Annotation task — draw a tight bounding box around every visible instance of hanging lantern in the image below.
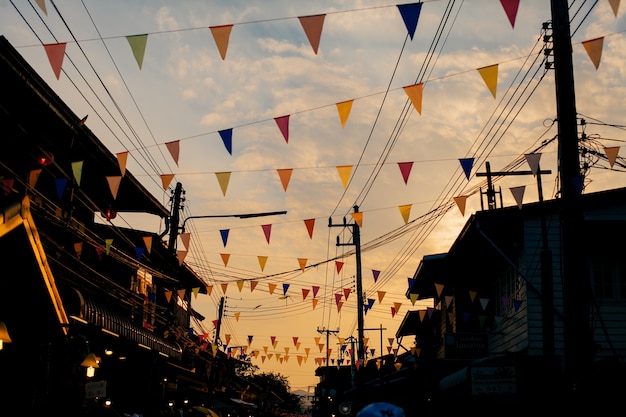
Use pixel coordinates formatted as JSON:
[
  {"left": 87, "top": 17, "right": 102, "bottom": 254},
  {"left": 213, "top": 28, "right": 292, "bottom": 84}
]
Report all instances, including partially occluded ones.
[
  {"left": 36, "top": 151, "right": 54, "bottom": 167},
  {"left": 101, "top": 206, "right": 117, "bottom": 220}
]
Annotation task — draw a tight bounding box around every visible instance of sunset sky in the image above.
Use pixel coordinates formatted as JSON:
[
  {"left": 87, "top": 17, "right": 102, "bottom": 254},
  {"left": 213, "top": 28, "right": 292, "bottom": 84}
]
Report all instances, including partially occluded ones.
[{"left": 1, "top": 0, "right": 625, "bottom": 390}]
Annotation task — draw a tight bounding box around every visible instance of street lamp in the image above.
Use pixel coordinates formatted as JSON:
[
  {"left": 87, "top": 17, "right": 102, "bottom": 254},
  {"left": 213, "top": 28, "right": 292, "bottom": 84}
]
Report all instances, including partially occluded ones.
[{"left": 180, "top": 211, "right": 288, "bottom": 234}]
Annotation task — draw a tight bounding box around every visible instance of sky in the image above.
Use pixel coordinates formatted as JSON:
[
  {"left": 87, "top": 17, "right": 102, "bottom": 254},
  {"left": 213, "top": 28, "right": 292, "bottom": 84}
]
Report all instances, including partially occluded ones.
[{"left": 2, "top": 0, "right": 626, "bottom": 391}]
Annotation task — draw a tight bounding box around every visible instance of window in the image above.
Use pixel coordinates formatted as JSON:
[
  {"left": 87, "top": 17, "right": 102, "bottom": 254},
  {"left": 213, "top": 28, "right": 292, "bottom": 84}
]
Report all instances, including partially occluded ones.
[{"left": 589, "top": 254, "right": 626, "bottom": 300}]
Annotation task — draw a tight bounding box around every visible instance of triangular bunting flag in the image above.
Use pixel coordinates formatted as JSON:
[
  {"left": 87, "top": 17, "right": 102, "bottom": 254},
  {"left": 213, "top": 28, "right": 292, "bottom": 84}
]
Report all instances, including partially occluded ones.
[
  {"left": 277, "top": 168, "right": 293, "bottom": 191},
  {"left": 372, "top": 270, "right": 380, "bottom": 282},
  {"left": 304, "top": 218, "right": 315, "bottom": 239},
  {"left": 219, "top": 129, "right": 233, "bottom": 155},
  {"left": 220, "top": 253, "right": 230, "bottom": 267},
  {"left": 336, "top": 100, "right": 353, "bottom": 128},
  {"left": 35, "top": 0, "right": 47, "bottom": 15},
  {"left": 609, "top": 0, "right": 620, "bottom": 17},
  {"left": 582, "top": 37, "right": 604, "bottom": 70},
  {"left": 351, "top": 211, "right": 363, "bottom": 227},
  {"left": 298, "top": 14, "right": 325, "bottom": 54},
  {"left": 398, "top": 162, "right": 413, "bottom": 184},
  {"left": 215, "top": 172, "right": 231, "bottom": 196},
  {"left": 398, "top": 204, "right": 411, "bottom": 225},
  {"left": 160, "top": 174, "right": 175, "bottom": 190},
  {"left": 220, "top": 283, "right": 228, "bottom": 294},
  {"left": 268, "top": 283, "right": 277, "bottom": 294},
  {"left": 335, "top": 261, "right": 344, "bottom": 273},
  {"left": 71, "top": 161, "right": 83, "bottom": 185},
  {"left": 337, "top": 165, "right": 352, "bottom": 189},
  {"left": 126, "top": 34, "right": 148, "bottom": 69},
  {"left": 165, "top": 140, "right": 180, "bottom": 166},
  {"left": 106, "top": 176, "right": 122, "bottom": 199},
  {"left": 258, "top": 256, "right": 268, "bottom": 271},
  {"left": 510, "top": 185, "right": 525, "bottom": 209},
  {"left": 298, "top": 258, "right": 307, "bottom": 272},
  {"left": 220, "top": 229, "right": 229, "bottom": 247},
  {"left": 143, "top": 236, "right": 153, "bottom": 253},
  {"left": 262, "top": 224, "right": 272, "bottom": 243},
  {"left": 274, "top": 115, "right": 290, "bottom": 143},
  {"left": 116, "top": 151, "right": 128, "bottom": 176},
  {"left": 477, "top": 64, "right": 498, "bottom": 98},
  {"left": 397, "top": 2, "right": 423, "bottom": 40},
  {"left": 459, "top": 158, "right": 474, "bottom": 179},
  {"left": 453, "top": 195, "right": 467, "bottom": 216},
  {"left": 210, "top": 24, "right": 233, "bottom": 60},
  {"left": 499, "top": 0, "right": 520, "bottom": 28},
  {"left": 605, "top": 146, "right": 620, "bottom": 168},
  {"left": 55, "top": 178, "right": 67, "bottom": 199},
  {"left": 43, "top": 43, "right": 66, "bottom": 80},
  {"left": 403, "top": 83, "right": 423, "bottom": 114},
  {"left": 525, "top": 153, "right": 541, "bottom": 175}
]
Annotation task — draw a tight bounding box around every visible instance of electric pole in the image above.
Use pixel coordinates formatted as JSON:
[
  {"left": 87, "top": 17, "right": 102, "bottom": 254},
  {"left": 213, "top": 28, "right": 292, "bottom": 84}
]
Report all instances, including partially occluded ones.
[
  {"left": 329, "top": 206, "right": 365, "bottom": 363},
  {"left": 550, "top": 0, "right": 592, "bottom": 391}
]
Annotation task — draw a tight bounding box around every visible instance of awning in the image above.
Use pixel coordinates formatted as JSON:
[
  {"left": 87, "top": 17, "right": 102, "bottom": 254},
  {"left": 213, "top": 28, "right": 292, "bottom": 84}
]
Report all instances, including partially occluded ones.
[
  {"left": 70, "top": 289, "right": 182, "bottom": 359},
  {"left": 230, "top": 398, "right": 258, "bottom": 408}
]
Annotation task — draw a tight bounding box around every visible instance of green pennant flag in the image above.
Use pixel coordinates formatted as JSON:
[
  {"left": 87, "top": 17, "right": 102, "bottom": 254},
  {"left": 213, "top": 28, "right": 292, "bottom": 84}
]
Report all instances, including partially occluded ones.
[{"left": 126, "top": 34, "right": 148, "bottom": 69}]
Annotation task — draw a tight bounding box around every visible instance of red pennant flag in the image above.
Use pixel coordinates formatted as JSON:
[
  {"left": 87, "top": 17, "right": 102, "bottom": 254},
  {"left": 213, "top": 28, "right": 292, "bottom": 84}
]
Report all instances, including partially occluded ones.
[
  {"left": 499, "top": 0, "right": 520, "bottom": 29},
  {"left": 44, "top": 43, "right": 67, "bottom": 80},
  {"left": 304, "top": 218, "right": 315, "bottom": 239},
  {"left": 165, "top": 140, "right": 180, "bottom": 166},
  {"left": 274, "top": 115, "right": 290, "bottom": 143},
  {"left": 335, "top": 261, "right": 344, "bottom": 273},
  {"left": 298, "top": 14, "right": 325, "bottom": 54},
  {"left": 397, "top": 162, "right": 413, "bottom": 185},
  {"left": 262, "top": 224, "right": 272, "bottom": 243}
]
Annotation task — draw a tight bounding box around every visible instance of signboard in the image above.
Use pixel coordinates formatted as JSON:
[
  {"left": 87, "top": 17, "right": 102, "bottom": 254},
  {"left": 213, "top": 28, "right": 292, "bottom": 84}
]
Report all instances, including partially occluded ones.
[
  {"left": 444, "top": 333, "right": 488, "bottom": 359},
  {"left": 85, "top": 380, "right": 107, "bottom": 399},
  {"left": 470, "top": 366, "right": 516, "bottom": 395}
]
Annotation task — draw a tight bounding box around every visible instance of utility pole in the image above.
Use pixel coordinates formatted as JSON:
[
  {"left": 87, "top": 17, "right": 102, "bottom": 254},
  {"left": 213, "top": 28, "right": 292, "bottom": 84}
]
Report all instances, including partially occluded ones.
[
  {"left": 215, "top": 296, "right": 225, "bottom": 347},
  {"left": 329, "top": 206, "right": 365, "bottom": 363},
  {"left": 550, "top": 0, "right": 592, "bottom": 391},
  {"left": 317, "top": 327, "right": 339, "bottom": 381}
]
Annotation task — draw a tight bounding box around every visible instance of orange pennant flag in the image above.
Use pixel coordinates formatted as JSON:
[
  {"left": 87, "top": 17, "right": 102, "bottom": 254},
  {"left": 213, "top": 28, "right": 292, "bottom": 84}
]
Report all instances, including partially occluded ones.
[
  {"left": 403, "top": 83, "right": 423, "bottom": 115},
  {"left": 336, "top": 100, "right": 353, "bottom": 128},
  {"left": 220, "top": 283, "right": 228, "bottom": 294},
  {"left": 277, "top": 168, "right": 293, "bottom": 191},
  {"left": 220, "top": 253, "right": 230, "bottom": 266},
  {"left": 268, "top": 283, "right": 277, "bottom": 294},
  {"left": 234, "top": 312, "right": 240, "bottom": 321},
  {"left": 29, "top": 169, "right": 42, "bottom": 188},
  {"left": 43, "top": 42, "right": 66, "bottom": 80},
  {"left": 604, "top": 146, "right": 620, "bottom": 168},
  {"left": 160, "top": 174, "right": 175, "bottom": 190},
  {"left": 142, "top": 236, "right": 153, "bottom": 253},
  {"left": 398, "top": 204, "right": 411, "bottom": 224},
  {"left": 477, "top": 64, "right": 498, "bottom": 98},
  {"left": 435, "top": 283, "right": 444, "bottom": 297},
  {"left": 298, "top": 258, "right": 307, "bottom": 272},
  {"left": 74, "top": 242, "right": 83, "bottom": 257},
  {"left": 393, "top": 302, "right": 402, "bottom": 315},
  {"left": 312, "top": 298, "right": 319, "bottom": 309},
  {"left": 215, "top": 172, "right": 231, "bottom": 196},
  {"left": 351, "top": 211, "right": 363, "bottom": 227},
  {"left": 582, "top": 37, "right": 604, "bottom": 70},
  {"left": 337, "top": 165, "right": 352, "bottom": 189},
  {"left": 609, "top": 0, "right": 620, "bottom": 17},
  {"left": 179, "top": 232, "right": 191, "bottom": 250},
  {"left": 210, "top": 24, "right": 234, "bottom": 60},
  {"left": 106, "top": 176, "right": 122, "bottom": 199},
  {"left": 377, "top": 291, "right": 386, "bottom": 303},
  {"left": 298, "top": 14, "right": 325, "bottom": 54},
  {"left": 176, "top": 250, "right": 187, "bottom": 265},
  {"left": 165, "top": 140, "right": 180, "bottom": 166},
  {"left": 126, "top": 34, "right": 148, "bottom": 70},
  {"left": 165, "top": 290, "right": 172, "bottom": 303},
  {"left": 453, "top": 196, "right": 467, "bottom": 216},
  {"left": 304, "top": 218, "right": 315, "bottom": 239},
  {"left": 116, "top": 151, "right": 128, "bottom": 176},
  {"left": 258, "top": 256, "right": 268, "bottom": 271}
]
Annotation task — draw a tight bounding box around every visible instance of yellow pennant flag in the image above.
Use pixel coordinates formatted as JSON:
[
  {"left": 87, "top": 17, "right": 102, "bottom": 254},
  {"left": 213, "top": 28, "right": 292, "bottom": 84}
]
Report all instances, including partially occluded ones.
[
  {"left": 409, "top": 293, "right": 419, "bottom": 305},
  {"left": 336, "top": 100, "right": 353, "bottom": 128},
  {"left": 336, "top": 165, "right": 352, "bottom": 189},
  {"left": 237, "top": 280, "right": 244, "bottom": 292},
  {"left": 297, "top": 258, "right": 308, "bottom": 272},
  {"left": 350, "top": 211, "right": 363, "bottom": 227},
  {"left": 258, "top": 256, "right": 268, "bottom": 271},
  {"left": 398, "top": 204, "right": 411, "bottom": 224},
  {"left": 105, "top": 238, "right": 113, "bottom": 255},
  {"left": 71, "top": 161, "right": 84, "bottom": 186},
  {"left": 210, "top": 24, "right": 234, "bottom": 60},
  {"left": 477, "top": 64, "right": 498, "bottom": 98},
  {"left": 215, "top": 172, "right": 231, "bottom": 196},
  {"left": 126, "top": 34, "right": 148, "bottom": 69},
  {"left": 403, "top": 83, "right": 423, "bottom": 115},
  {"left": 235, "top": 312, "right": 240, "bottom": 322},
  {"left": 582, "top": 37, "right": 604, "bottom": 70}
]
